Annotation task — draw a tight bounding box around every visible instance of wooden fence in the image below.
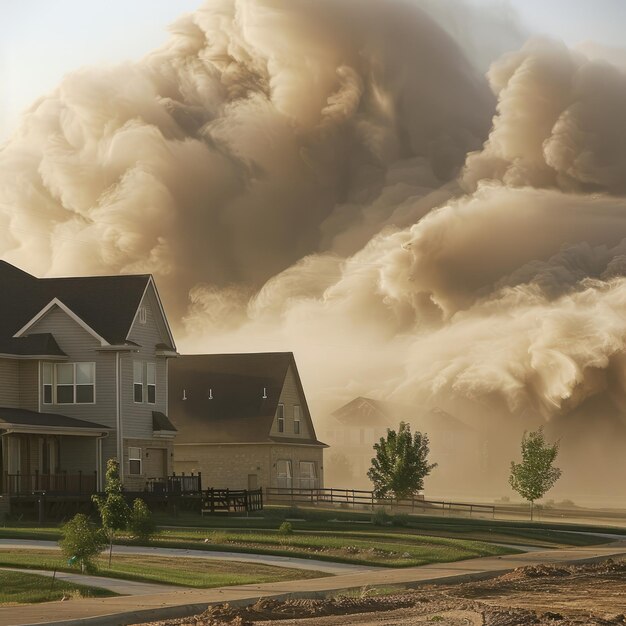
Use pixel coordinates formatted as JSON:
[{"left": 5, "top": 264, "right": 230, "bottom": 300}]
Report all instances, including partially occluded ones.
[
  {"left": 145, "top": 472, "right": 202, "bottom": 495},
  {"left": 4, "top": 471, "right": 97, "bottom": 495},
  {"left": 201, "top": 488, "right": 263, "bottom": 514},
  {"left": 265, "top": 487, "right": 495, "bottom": 518}
]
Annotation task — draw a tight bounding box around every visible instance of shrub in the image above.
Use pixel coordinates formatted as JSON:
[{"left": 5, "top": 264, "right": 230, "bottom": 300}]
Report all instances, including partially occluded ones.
[
  {"left": 392, "top": 513, "right": 412, "bottom": 527},
  {"left": 128, "top": 499, "right": 156, "bottom": 542},
  {"left": 59, "top": 513, "right": 106, "bottom": 573},
  {"left": 371, "top": 509, "right": 391, "bottom": 526},
  {"left": 278, "top": 521, "right": 294, "bottom": 535}
]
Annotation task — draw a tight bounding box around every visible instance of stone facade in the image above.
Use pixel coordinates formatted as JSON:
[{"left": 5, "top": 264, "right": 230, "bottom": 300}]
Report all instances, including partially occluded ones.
[{"left": 174, "top": 443, "right": 323, "bottom": 490}]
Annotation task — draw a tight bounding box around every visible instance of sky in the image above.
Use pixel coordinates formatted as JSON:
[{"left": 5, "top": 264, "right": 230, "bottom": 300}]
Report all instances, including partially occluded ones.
[{"left": 1, "top": 0, "right": 625, "bottom": 141}]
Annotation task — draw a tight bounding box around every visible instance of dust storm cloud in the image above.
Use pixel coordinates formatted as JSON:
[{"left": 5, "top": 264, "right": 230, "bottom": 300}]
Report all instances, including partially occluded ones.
[{"left": 2, "top": 0, "right": 626, "bottom": 501}]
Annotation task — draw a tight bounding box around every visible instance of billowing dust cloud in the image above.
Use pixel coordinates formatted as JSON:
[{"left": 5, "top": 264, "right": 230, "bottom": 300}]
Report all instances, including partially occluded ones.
[{"left": 2, "top": 0, "right": 626, "bottom": 502}]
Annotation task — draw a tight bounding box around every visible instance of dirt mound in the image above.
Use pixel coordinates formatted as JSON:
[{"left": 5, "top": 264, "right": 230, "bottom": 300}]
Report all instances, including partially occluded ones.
[
  {"left": 496, "top": 558, "right": 626, "bottom": 583},
  {"left": 197, "top": 595, "right": 418, "bottom": 624}
]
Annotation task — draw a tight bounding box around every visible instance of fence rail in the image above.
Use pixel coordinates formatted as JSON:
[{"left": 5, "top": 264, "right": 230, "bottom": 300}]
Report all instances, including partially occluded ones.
[
  {"left": 201, "top": 488, "right": 263, "bottom": 514},
  {"left": 265, "top": 487, "right": 495, "bottom": 518},
  {"left": 145, "top": 472, "right": 202, "bottom": 495},
  {"left": 4, "top": 471, "right": 97, "bottom": 495}
]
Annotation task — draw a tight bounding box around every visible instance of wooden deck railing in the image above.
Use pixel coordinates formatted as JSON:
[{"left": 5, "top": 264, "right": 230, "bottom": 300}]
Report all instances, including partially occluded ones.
[
  {"left": 4, "top": 471, "right": 97, "bottom": 495},
  {"left": 145, "top": 472, "right": 202, "bottom": 494},
  {"left": 201, "top": 488, "right": 263, "bottom": 514}
]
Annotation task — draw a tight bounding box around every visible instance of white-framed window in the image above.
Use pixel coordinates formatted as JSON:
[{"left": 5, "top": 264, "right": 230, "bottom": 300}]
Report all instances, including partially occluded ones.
[
  {"left": 129, "top": 447, "right": 142, "bottom": 475},
  {"left": 138, "top": 306, "right": 147, "bottom": 324},
  {"left": 147, "top": 362, "right": 156, "bottom": 404},
  {"left": 48, "top": 362, "right": 95, "bottom": 405},
  {"left": 133, "top": 361, "right": 144, "bottom": 403},
  {"left": 42, "top": 363, "right": 53, "bottom": 404},
  {"left": 276, "top": 459, "right": 292, "bottom": 488},
  {"left": 299, "top": 461, "right": 317, "bottom": 489},
  {"left": 293, "top": 405, "right": 301, "bottom": 435},
  {"left": 276, "top": 403, "right": 285, "bottom": 433}
]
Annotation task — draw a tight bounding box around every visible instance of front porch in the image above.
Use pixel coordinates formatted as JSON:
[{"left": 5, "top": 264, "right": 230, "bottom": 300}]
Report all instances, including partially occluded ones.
[{"left": 0, "top": 407, "right": 110, "bottom": 497}]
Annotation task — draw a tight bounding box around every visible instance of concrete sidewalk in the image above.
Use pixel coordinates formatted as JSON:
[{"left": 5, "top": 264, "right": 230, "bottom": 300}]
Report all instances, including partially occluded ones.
[
  {"left": 0, "top": 539, "right": 624, "bottom": 626},
  {"left": 0, "top": 567, "right": 186, "bottom": 596},
  {"left": 0, "top": 539, "right": 377, "bottom": 575}
]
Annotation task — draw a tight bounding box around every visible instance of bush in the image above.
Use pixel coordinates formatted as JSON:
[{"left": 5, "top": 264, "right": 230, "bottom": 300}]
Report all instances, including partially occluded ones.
[
  {"left": 59, "top": 513, "right": 106, "bottom": 573},
  {"left": 278, "top": 521, "right": 294, "bottom": 535},
  {"left": 128, "top": 499, "right": 156, "bottom": 542},
  {"left": 371, "top": 509, "right": 392, "bottom": 526},
  {"left": 392, "top": 513, "right": 412, "bottom": 527}
]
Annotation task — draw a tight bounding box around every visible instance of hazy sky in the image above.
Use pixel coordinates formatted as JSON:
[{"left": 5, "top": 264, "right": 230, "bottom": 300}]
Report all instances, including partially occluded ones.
[{"left": 1, "top": 0, "right": 624, "bottom": 141}]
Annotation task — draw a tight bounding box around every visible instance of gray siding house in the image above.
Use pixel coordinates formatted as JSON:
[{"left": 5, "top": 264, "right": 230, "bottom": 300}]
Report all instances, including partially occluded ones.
[
  {"left": 0, "top": 261, "right": 178, "bottom": 495},
  {"left": 169, "top": 353, "right": 327, "bottom": 491}
]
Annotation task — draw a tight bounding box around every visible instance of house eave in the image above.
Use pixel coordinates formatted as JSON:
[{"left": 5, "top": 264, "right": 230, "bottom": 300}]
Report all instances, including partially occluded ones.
[
  {"left": 0, "top": 424, "right": 111, "bottom": 436},
  {"left": 0, "top": 353, "right": 68, "bottom": 361}
]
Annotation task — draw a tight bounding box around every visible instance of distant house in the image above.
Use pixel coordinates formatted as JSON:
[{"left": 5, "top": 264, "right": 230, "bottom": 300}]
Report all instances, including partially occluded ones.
[
  {"left": 169, "top": 352, "right": 327, "bottom": 490},
  {"left": 323, "top": 396, "right": 483, "bottom": 490},
  {"left": 0, "top": 260, "right": 178, "bottom": 496}
]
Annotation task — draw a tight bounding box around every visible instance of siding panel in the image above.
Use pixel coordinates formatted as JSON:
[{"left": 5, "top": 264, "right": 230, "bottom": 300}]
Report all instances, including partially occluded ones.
[{"left": 0, "top": 358, "right": 19, "bottom": 407}]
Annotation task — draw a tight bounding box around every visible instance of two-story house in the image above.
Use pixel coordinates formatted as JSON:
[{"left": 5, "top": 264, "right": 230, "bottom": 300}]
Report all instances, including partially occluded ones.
[
  {"left": 0, "top": 260, "right": 178, "bottom": 497},
  {"left": 169, "top": 352, "right": 327, "bottom": 491}
]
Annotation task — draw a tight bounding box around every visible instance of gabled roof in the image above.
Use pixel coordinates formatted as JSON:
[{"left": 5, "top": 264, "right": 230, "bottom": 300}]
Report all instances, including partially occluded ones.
[
  {"left": 152, "top": 411, "right": 177, "bottom": 432},
  {"left": 332, "top": 396, "right": 473, "bottom": 432},
  {"left": 169, "top": 352, "right": 324, "bottom": 446},
  {"left": 0, "top": 260, "right": 172, "bottom": 353},
  {"left": 0, "top": 407, "right": 109, "bottom": 432}
]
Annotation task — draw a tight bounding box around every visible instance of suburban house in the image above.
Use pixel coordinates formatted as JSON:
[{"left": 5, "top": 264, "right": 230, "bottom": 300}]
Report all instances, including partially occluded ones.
[
  {"left": 169, "top": 352, "right": 327, "bottom": 491},
  {"left": 0, "top": 260, "right": 178, "bottom": 499},
  {"left": 322, "top": 396, "right": 484, "bottom": 491}
]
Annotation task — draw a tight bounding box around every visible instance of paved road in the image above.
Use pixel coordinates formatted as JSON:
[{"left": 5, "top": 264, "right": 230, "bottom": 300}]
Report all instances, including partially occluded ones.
[
  {"left": 0, "top": 538, "right": 623, "bottom": 626},
  {"left": 0, "top": 539, "right": 379, "bottom": 575},
  {"left": 0, "top": 566, "right": 183, "bottom": 596}
]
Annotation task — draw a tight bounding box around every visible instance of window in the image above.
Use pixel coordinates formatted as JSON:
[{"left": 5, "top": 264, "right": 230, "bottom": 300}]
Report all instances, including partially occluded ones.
[
  {"left": 42, "top": 363, "right": 53, "bottom": 404},
  {"left": 129, "top": 447, "right": 142, "bottom": 475},
  {"left": 299, "top": 461, "right": 317, "bottom": 489},
  {"left": 293, "top": 405, "right": 301, "bottom": 435},
  {"left": 276, "top": 459, "right": 292, "bottom": 488},
  {"left": 133, "top": 361, "right": 144, "bottom": 403},
  {"left": 147, "top": 362, "right": 156, "bottom": 404},
  {"left": 276, "top": 404, "right": 285, "bottom": 433},
  {"left": 138, "top": 306, "right": 147, "bottom": 324},
  {"left": 53, "top": 363, "right": 95, "bottom": 404}
]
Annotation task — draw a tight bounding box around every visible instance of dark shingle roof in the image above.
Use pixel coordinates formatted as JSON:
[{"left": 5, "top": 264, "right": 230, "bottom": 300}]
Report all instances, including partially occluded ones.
[
  {"left": 169, "top": 352, "right": 324, "bottom": 445},
  {"left": 0, "top": 260, "right": 151, "bottom": 351},
  {"left": 0, "top": 407, "right": 109, "bottom": 430},
  {"left": 152, "top": 411, "right": 177, "bottom": 432},
  {"left": 332, "top": 396, "right": 473, "bottom": 432},
  {"left": 0, "top": 334, "right": 66, "bottom": 357}
]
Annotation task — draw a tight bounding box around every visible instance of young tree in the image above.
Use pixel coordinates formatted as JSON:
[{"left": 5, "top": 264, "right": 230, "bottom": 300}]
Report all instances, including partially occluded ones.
[
  {"left": 59, "top": 513, "right": 106, "bottom": 573},
  {"left": 368, "top": 422, "right": 437, "bottom": 499},
  {"left": 93, "top": 458, "right": 130, "bottom": 565},
  {"left": 128, "top": 498, "right": 156, "bottom": 542},
  {"left": 509, "top": 427, "right": 562, "bottom": 520}
]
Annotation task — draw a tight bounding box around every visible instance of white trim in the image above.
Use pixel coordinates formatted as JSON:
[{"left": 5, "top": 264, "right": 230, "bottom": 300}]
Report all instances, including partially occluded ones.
[
  {"left": 3, "top": 425, "right": 110, "bottom": 436},
  {"left": 13, "top": 298, "right": 109, "bottom": 346},
  {"left": 116, "top": 352, "right": 124, "bottom": 482},
  {"left": 0, "top": 353, "right": 68, "bottom": 361},
  {"left": 152, "top": 430, "right": 176, "bottom": 439},
  {"left": 127, "top": 277, "right": 176, "bottom": 350}
]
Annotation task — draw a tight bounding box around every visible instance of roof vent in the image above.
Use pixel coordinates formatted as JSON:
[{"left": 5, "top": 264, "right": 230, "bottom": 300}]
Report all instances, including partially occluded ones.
[
  {"left": 208, "top": 388, "right": 213, "bottom": 400},
  {"left": 262, "top": 387, "right": 267, "bottom": 399},
  {"left": 182, "top": 389, "right": 187, "bottom": 401}
]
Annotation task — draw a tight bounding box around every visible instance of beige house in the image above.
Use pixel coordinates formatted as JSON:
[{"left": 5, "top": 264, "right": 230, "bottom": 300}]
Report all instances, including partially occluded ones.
[{"left": 169, "top": 352, "right": 327, "bottom": 490}]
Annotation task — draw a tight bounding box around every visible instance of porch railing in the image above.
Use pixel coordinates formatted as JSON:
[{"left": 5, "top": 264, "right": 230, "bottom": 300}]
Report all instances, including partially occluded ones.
[
  {"left": 144, "top": 472, "right": 202, "bottom": 495},
  {"left": 4, "top": 471, "right": 97, "bottom": 495}
]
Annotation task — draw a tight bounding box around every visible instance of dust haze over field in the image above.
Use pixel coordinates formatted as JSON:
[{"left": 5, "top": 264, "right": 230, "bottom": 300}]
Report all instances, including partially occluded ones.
[{"left": 2, "top": 0, "right": 626, "bottom": 502}]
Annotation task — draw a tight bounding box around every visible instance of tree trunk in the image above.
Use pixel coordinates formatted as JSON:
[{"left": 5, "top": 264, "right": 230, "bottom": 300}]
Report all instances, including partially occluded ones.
[
  {"left": 108, "top": 535, "right": 113, "bottom": 567},
  {"left": 530, "top": 500, "right": 534, "bottom": 521}
]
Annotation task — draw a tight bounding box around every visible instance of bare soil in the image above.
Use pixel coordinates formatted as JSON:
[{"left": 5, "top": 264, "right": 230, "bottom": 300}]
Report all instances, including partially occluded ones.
[{"left": 137, "top": 558, "right": 626, "bottom": 626}]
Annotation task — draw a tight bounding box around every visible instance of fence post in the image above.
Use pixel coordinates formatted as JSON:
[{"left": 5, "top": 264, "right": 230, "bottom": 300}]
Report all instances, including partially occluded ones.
[
  {"left": 198, "top": 472, "right": 202, "bottom": 493},
  {"left": 260, "top": 487, "right": 263, "bottom": 510}
]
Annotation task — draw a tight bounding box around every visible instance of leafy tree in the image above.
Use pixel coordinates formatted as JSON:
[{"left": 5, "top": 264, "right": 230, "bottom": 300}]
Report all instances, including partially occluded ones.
[
  {"left": 59, "top": 513, "right": 106, "bottom": 573},
  {"left": 368, "top": 422, "right": 437, "bottom": 499},
  {"left": 93, "top": 458, "right": 130, "bottom": 565},
  {"left": 128, "top": 498, "right": 156, "bottom": 542},
  {"left": 509, "top": 427, "right": 562, "bottom": 520}
]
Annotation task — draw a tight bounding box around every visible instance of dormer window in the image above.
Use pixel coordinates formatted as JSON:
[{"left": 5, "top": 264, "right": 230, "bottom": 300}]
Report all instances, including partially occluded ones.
[{"left": 138, "top": 306, "right": 147, "bottom": 324}]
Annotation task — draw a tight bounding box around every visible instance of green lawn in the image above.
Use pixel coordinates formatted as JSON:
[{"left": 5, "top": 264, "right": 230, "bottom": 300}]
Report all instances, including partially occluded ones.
[
  {"left": 0, "top": 550, "right": 326, "bottom": 588},
  {"left": 0, "top": 570, "right": 114, "bottom": 605}
]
